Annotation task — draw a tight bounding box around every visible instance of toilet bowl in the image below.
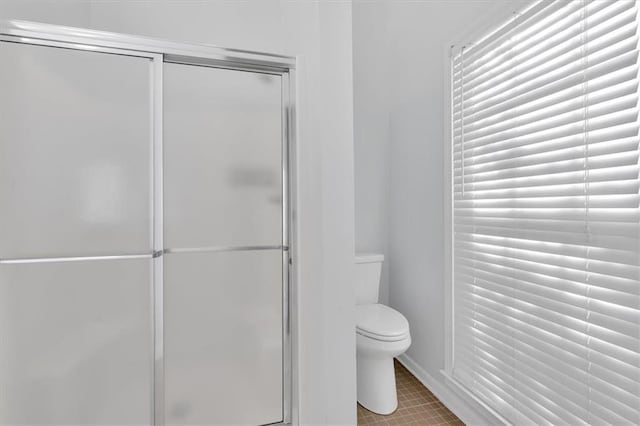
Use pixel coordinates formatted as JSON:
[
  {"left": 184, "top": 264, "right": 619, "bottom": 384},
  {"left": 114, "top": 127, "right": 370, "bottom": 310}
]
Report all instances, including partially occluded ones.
[
  {"left": 356, "top": 303, "right": 411, "bottom": 414},
  {"left": 354, "top": 254, "right": 411, "bottom": 415}
]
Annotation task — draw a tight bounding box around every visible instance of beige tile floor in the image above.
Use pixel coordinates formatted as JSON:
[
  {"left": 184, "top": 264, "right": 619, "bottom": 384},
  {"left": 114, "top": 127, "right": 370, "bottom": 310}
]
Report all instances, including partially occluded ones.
[{"left": 357, "top": 360, "right": 464, "bottom": 425}]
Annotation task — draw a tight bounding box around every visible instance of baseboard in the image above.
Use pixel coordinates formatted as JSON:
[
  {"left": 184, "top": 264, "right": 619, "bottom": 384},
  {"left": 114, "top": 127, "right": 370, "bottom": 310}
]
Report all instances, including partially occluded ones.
[{"left": 396, "top": 354, "right": 500, "bottom": 425}]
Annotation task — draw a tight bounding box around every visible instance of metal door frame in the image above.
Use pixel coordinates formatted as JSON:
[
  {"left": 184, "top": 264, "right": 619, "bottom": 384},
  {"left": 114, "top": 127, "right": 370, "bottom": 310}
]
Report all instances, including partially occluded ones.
[{"left": 0, "top": 19, "right": 296, "bottom": 426}]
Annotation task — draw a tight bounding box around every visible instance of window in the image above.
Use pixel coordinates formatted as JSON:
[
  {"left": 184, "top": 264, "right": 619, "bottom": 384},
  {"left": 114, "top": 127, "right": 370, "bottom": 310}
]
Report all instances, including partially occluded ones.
[{"left": 450, "top": 1, "right": 640, "bottom": 424}]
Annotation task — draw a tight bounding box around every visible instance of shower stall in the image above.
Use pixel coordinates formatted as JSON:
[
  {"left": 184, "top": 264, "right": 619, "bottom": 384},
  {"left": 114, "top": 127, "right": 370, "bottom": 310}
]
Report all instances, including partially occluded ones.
[{"left": 0, "top": 20, "right": 294, "bottom": 426}]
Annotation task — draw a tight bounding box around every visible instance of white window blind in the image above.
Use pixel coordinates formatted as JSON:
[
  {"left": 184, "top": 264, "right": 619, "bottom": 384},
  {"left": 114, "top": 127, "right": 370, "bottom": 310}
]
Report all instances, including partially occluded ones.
[{"left": 451, "top": 0, "right": 640, "bottom": 424}]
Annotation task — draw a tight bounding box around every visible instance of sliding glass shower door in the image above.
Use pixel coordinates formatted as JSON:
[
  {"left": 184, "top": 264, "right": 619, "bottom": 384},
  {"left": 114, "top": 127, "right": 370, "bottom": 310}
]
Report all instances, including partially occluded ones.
[
  {"left": 0, "top": 31, "right": 290, "bottom": 426},
  {"left": 0, "top": 42, "right": 154, "bottom": 425},
  {"left": 163, "top": 63, "right": 285, "bottom": 425}
]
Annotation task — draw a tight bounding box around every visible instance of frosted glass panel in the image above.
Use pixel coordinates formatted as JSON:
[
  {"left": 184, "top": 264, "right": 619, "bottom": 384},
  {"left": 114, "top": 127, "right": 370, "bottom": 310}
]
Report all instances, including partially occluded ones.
[
  {"left": 164, "top": 250, "right": 283, "bottom": 425},
  {"left": 164, "top": 63, "right": 282, "bottom": 248},
  {"left": 0, "top": 259, "right": 153, "bottom": 425},
  {"left": 0, "top": 42, "right": 152, "bottom": 258}
]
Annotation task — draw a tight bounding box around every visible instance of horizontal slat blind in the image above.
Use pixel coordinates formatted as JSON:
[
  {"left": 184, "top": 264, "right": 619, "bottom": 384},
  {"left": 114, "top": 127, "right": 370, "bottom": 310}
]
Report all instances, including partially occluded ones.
[{"left": 451, "top": 1, "right": 640, "bottom": 424}]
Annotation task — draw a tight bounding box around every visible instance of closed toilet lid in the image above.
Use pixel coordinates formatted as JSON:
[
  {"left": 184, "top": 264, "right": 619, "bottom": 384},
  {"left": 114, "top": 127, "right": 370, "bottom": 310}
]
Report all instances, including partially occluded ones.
[{"left": 356, "top": 304, "right": 410, "bottom": 342}]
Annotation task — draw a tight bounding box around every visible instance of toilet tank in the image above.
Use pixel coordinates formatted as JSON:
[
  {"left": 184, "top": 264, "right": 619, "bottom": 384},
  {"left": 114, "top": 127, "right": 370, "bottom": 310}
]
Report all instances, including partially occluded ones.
[{"left": 354, "top": 253, "right": 384, "bottom": 305}]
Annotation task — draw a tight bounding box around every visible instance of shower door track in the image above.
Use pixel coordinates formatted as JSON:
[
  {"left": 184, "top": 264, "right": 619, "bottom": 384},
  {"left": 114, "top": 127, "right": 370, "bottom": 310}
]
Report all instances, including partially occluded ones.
[{"left": 0, "top": 19, "right": 297, "bottom": 426}]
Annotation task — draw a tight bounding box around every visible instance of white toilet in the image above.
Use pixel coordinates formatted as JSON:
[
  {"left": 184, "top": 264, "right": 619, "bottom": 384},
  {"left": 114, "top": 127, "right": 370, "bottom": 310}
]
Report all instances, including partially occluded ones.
[{"left": 355, "top": 254, "right": 411, "bottom": 415}]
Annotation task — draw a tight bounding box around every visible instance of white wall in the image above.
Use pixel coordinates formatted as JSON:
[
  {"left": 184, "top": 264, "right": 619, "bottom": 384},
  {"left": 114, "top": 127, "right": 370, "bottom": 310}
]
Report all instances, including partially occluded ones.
[
  {"left": 0, "top": 1, "right": 357, "bottom": 424},
  {"left": 353, "top": 0, "right": 508, "bottom": 423},
  {"left": 386, "top": 0, "right": 498, "bottom": 379},
  {"left": 352, "top": 0, "right": 391, "bottom": 304}
]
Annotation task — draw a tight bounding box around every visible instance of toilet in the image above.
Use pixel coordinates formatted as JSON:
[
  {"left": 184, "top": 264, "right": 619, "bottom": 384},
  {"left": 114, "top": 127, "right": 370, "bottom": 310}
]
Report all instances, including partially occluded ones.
[{"left": 355, "top": 254, "right": 411, "bottom": 415}]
